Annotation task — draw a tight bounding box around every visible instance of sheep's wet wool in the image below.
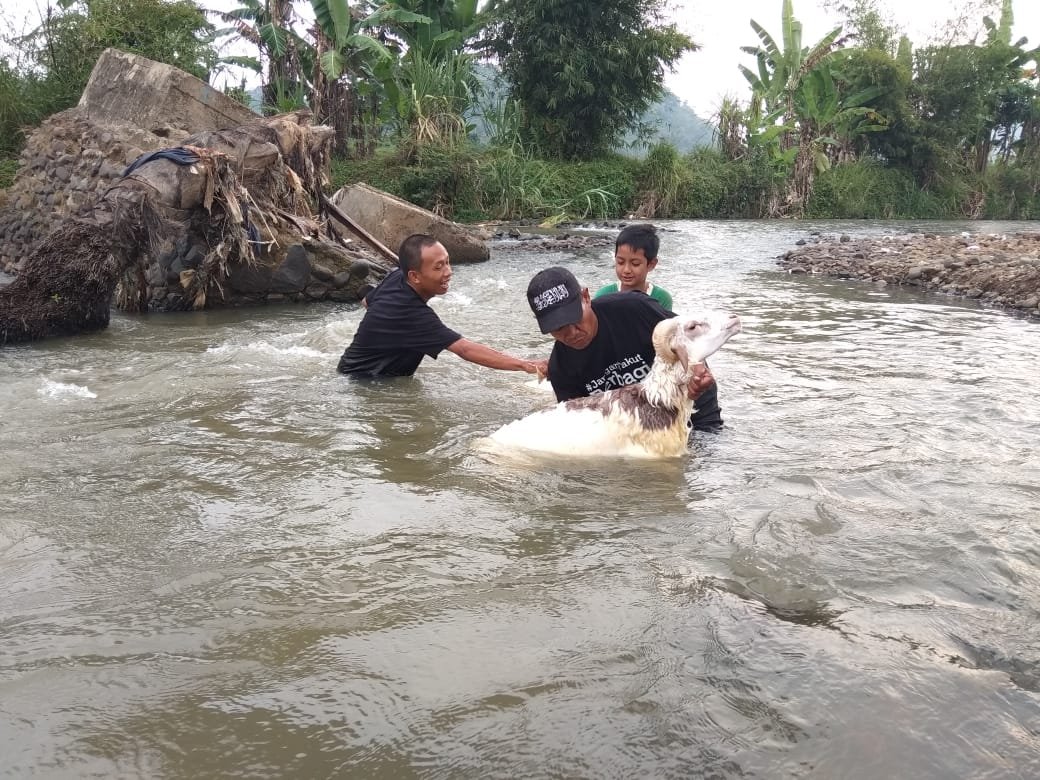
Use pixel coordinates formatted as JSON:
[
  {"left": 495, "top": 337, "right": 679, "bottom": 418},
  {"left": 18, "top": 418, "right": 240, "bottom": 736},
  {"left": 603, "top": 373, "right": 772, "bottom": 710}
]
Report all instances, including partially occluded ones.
[
  {"left": 544, "top": 293, "right": 723, "bottom": 431},
  {"left": 487, "top": 310, "right": 741, "bottom": 459}
]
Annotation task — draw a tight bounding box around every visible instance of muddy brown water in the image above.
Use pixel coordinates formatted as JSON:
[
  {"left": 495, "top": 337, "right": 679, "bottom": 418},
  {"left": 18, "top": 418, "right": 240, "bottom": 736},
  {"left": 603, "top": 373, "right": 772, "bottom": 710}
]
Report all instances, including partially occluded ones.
[{"left": 2, "top": 219, "right": 1038, "bottom": 778}]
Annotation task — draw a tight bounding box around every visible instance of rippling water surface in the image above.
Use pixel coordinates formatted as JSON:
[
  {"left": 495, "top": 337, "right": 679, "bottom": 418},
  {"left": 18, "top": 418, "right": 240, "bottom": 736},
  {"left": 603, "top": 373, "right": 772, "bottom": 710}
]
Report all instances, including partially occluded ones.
[{"left": 2, "top": 219, "right": 1039, "bottom": 778}]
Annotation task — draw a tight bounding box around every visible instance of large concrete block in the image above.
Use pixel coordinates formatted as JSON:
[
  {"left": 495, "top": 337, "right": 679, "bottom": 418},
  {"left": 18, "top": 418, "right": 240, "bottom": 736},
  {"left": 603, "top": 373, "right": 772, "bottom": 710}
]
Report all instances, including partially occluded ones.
[
  {"left": 331, "top": 183, "right": 489, "bottom": 264},
  {"left": 79, "top": 49, "right": 258, "bottom": 133}
]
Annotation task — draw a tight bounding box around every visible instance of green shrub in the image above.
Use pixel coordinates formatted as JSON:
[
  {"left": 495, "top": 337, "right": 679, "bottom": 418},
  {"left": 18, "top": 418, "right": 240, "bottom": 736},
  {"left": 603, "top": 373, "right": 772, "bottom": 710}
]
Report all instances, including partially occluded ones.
[
  {"left": 475, "top": 150, "right": 560, "bottom": 220},
  {"left": 807, "top": 160, "right": 943, "bottom": 218},
  {"left": 675, "top": 148, "right": 778, "bottom": 218},
  {"left": 551, "top": 156, "right": 639, "bottom": 217},
  {"left": 674, "top": 148, "right": 725, "bottom": 217},
  {"left": 0, "top": 61, "right": 33, "bottom": 157},
  {"left": 0, "top": 157, "right": 18, "bottom": 190},
  {"left": 328, "top": 141, "right": 1040, "bottom": 223},
  {"left": 984, "top": 164, "right": 1040, "bottom": 219},
  {"left": 330, "top": 149, "right": 408, "bottom": 194}
]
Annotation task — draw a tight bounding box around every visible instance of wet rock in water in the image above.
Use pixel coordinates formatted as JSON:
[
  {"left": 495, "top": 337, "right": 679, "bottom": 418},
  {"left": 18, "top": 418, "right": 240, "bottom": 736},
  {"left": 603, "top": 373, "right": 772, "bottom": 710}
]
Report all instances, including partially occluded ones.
[
  {"left": 488, "top": 225, "right": 615, "bottom": 254},
  {"left": 776, "top": 231, "right": 1040, "bottom": 320}
]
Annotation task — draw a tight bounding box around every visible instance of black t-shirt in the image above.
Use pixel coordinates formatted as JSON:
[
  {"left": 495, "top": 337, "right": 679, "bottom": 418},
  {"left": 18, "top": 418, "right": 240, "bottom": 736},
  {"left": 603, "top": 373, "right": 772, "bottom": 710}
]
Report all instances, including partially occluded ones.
[
  {"left": 547, "top": 292, "right": 723, "bottom": 430},
  {"left": 337, "top": 269, "right": 462, "bottom": 377}
]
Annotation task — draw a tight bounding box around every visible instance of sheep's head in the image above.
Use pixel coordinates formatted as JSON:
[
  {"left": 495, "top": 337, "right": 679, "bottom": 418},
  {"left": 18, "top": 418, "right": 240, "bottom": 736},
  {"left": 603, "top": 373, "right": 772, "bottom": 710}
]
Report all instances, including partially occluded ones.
[{"left": 652, "top": 311, "right": 742, "bottom": 372}]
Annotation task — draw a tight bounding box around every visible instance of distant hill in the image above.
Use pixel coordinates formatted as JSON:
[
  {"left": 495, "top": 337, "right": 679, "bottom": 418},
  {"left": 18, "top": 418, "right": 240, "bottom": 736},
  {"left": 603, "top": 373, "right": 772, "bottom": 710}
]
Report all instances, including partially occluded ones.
[
  {"left": 246, "top": 67, "right": 716, "bottom": 155},
  {"left": 620, "top": 90, "right": 715, "bottom": 155},
  {"left": 468, "top": 63, "right": 715, "bottom": 156}
]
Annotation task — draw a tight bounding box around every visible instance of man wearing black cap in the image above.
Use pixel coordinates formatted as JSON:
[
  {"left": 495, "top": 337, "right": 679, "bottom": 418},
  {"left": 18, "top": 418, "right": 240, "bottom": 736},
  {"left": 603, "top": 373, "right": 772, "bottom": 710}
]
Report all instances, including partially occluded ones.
[
  {"left": 338, "top": 234, "right": 544, "bottom": 378},
  {"left": 526, "top": 266, "right": 722, "bottom": 430}
]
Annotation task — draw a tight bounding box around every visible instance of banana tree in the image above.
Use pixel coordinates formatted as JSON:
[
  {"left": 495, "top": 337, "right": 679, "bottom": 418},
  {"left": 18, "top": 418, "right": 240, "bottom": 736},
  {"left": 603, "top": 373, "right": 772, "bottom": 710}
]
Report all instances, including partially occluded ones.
[
  {"left": 368, "top": 1, "right": 487, "bottom": 153},
  {"left": 379, "top": 0, "right": 481, "bottom": 61},
  {"left": 738, "top": 0, "right": 857, "bottom": 214},
  {"left": 784, "top": 66, "right": 887, "bottom": 211},
  {"left": 310, "top": 0, "right": 414, "bottom": 155},
  {"left": 216, "top": 0, "right": 310, "bottom": 112},
  {"left": 738, "top": 0, "right": 845, "bottom": 124},
  {"left": 981, "top": 0, "right": 1040, "bottom": 168}
]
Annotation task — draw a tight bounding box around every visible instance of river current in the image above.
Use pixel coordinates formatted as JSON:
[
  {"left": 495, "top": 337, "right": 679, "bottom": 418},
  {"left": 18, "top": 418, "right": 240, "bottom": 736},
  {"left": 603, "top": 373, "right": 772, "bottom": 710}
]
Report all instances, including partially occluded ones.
[{"left": 1, "top": 219, "right": 1038, "bottom": 778}]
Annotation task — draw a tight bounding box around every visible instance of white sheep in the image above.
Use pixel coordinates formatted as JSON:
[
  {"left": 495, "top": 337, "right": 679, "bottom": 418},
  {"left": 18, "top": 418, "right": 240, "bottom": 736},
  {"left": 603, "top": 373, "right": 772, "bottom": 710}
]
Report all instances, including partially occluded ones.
[{"left": 487, "top": 311, "right": 741, "bottom": 459}]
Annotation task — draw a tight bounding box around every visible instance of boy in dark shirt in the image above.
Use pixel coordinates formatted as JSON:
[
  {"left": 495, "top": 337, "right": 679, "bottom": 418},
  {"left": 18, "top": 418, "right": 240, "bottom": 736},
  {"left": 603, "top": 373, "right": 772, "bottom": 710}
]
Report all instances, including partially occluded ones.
[
  {"left": 527, "top": 266, "right": 722, "bottom": 430},
  {"left": 338, "top": 234, "right": 543, "bottom": 378}
]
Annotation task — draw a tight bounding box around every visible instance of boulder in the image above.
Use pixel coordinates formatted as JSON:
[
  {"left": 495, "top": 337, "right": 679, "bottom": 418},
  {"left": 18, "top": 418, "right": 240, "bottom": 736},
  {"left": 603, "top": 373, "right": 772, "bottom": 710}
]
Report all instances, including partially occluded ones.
[
  {"left": 79, "top": 48, "right": 256, "bottom": 133},
  {"left": 330, "top": 182, "right": 490, "bottom": 263}
]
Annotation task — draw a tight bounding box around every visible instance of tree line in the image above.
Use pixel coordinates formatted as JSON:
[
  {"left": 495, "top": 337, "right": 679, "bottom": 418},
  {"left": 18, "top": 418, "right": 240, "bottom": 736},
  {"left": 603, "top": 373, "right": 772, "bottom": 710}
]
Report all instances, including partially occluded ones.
[{"left": 1, "top": 0, "right": 1038, "bottom": 220}]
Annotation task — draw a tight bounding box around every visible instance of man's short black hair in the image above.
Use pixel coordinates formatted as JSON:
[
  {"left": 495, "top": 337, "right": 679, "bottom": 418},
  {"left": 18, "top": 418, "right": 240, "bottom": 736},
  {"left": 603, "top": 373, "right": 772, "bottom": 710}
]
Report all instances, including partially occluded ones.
[
  {"left": 615, "top": 223, "right": 660, "bottom": 261},
  {"left": 398, "top": 234, "right": 439, "bottom": 274}
]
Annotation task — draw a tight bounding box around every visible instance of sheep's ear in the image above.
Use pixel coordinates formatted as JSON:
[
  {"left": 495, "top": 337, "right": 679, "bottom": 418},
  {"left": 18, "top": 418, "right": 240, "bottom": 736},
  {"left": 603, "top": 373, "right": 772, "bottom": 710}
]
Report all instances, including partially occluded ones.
[{"left": 653, "top": 318, "right": 685, "bottom": 368}]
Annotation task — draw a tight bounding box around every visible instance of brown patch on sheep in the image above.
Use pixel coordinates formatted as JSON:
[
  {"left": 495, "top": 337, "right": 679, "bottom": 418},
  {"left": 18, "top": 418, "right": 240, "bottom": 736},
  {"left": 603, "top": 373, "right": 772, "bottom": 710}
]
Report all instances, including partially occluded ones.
[{"left": 564, "top": 385, "right": 680, "bottom": 431}]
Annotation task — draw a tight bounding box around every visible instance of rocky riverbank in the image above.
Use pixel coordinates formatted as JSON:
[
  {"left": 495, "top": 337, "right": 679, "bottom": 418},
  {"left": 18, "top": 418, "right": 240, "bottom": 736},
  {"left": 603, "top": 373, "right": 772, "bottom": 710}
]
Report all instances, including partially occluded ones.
[
  {"left": 484, "top": 220, "right": 618, "bottom": 252},
  {"left": 777, "top": 231, "right": 1040, "bottom": 319}
]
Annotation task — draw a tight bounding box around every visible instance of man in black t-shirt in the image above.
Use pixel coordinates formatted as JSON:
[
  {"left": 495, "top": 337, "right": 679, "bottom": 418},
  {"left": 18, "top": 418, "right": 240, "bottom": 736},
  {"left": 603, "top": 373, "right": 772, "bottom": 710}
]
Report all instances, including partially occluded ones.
[
  {"left": 338, "top": 235, "right": 543, "bottom": 378},
  {"left": 526, "top": 266, "right": 723, "bottom": 430}
]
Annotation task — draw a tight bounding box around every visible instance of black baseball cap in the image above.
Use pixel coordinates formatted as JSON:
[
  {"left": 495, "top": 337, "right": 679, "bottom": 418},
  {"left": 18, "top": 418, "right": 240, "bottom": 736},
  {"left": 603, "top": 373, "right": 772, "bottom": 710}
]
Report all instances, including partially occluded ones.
[{"left": 527, "top": 266, "right": 584, "bottom": 333}]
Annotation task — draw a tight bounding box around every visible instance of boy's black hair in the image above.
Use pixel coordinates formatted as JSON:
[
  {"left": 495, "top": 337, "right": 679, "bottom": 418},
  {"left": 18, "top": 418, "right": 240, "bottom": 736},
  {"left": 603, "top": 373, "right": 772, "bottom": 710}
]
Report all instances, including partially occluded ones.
[{"left": 615, "top": 223, "right": 660, "bottom": 260}]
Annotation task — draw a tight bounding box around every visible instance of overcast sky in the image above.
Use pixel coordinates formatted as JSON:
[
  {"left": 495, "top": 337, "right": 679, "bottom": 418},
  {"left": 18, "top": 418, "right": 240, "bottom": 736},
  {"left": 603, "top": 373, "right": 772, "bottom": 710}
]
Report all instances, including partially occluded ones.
[{"left": 3, "top": 0, "right": 1038, "bottom": 119}]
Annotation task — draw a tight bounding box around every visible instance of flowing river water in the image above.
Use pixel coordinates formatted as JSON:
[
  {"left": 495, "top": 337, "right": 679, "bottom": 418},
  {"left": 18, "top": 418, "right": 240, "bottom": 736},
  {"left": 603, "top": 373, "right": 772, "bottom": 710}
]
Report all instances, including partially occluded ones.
[{"left": 1, "top": 219, "right": 1039, "bottom": 778}]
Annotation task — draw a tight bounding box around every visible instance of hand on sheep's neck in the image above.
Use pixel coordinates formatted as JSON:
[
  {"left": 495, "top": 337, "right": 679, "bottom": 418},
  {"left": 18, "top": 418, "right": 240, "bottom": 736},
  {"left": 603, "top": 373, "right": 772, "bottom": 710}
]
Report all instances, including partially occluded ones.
[{"left": 685, "top": 363, "right": 715, "bottom": 402}]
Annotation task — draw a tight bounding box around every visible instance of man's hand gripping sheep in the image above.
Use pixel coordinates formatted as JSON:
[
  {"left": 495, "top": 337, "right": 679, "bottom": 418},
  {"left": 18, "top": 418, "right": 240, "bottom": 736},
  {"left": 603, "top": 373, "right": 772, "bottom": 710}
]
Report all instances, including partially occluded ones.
[{"left": 488, "top": 310, "right": 742, "bottom": 459}]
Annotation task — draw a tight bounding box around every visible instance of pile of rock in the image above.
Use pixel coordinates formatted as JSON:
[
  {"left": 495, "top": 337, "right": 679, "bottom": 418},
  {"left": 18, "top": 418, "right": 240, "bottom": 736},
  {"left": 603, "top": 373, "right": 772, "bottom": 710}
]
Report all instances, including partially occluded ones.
[
  {"left": 0, "top": 49, "right": 391, "bottom": 315},
  {"left": 0, "top": 48, "right": 263, "bottom": 277},
  {"left": 0, "top": 111, "right": 174, "bottom": 275},
  {"left": 777, "top": 231, "right": 1040, "bottom": 319}
]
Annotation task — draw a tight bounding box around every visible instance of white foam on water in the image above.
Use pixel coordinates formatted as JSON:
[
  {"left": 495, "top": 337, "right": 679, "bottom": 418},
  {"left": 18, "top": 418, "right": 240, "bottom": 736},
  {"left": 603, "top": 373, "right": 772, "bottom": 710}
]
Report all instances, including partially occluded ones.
[
  {"left": 206, "top": 341, "right": 328, "bottom": 359},
  {"left": 472, "top": 277, "right": 510, "bottom": 290},
  {"left": 431, "top": 291, "right": 473, "bottom": 307},
  {"left": 38, "top": 380, "right": 96, "bottom": 399}
]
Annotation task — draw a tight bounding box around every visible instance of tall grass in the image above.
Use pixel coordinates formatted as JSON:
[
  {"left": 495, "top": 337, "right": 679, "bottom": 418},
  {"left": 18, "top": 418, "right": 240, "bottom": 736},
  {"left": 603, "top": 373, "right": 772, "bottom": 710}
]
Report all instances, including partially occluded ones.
[
  {"left": 329, "top": 139, "right": 1035, "bottom": 223},
  {"left": 807, "top": 160, "right": 953, "bottom": 218},
  {"left": 985, "top": 164, "right": 1040, "bottom": 219},
  {"left": 395, "top": 52, "right": 477, "bottom": 161},
  {"left": 476, "top": 149, "right": 558, "bottom": 220},
  {"left": 635, "top": 142, "right": 684, "bottom": 217},
  {"left": 0, "top": 158, "right": 18, "bottom": 190}
]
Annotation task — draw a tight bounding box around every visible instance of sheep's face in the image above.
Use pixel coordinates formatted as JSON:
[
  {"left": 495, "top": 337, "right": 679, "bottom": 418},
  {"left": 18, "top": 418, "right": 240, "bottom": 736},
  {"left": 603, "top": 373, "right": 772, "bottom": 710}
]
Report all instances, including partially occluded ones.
[{"left": 653, "top": 311, "right": 742, "bottom": 371}]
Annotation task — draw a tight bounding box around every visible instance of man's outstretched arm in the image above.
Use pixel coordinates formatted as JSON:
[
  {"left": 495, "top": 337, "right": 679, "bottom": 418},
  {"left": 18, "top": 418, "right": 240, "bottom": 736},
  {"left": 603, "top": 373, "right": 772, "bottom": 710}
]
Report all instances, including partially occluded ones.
[{"left": 447, "top": 338, "right": 545, "bottom": 378}]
